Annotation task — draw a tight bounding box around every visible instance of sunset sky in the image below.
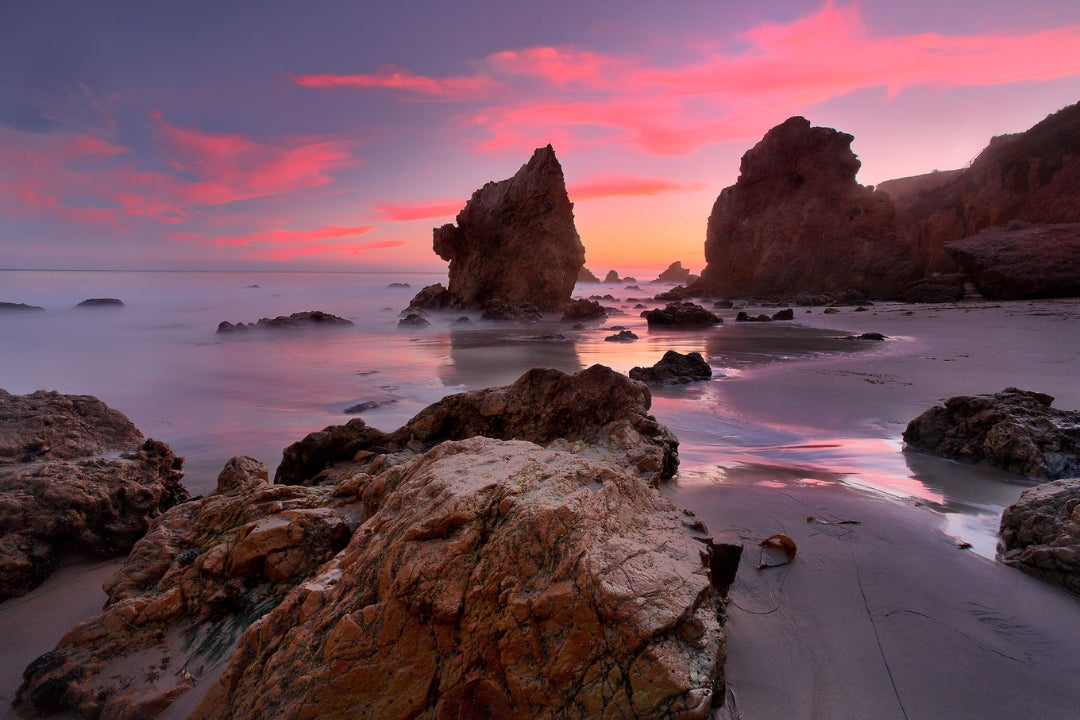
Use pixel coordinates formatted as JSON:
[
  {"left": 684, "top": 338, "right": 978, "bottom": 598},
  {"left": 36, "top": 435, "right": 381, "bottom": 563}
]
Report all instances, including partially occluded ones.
[{"left": 2, "top": 0, "right": 1079, "bottom": 274}]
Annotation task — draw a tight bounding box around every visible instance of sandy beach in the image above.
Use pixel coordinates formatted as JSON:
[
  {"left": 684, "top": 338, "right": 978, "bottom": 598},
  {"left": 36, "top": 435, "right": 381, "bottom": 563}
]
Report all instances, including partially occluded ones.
[{"left": 3, "top": 296, "right": 1079, "bottom": 718}]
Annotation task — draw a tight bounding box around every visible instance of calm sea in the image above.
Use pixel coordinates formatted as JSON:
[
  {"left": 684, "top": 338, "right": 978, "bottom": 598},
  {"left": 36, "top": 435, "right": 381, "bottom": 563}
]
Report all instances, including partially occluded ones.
[{"left": 0, "top": 269, "right": 1035, "bottom": 555}]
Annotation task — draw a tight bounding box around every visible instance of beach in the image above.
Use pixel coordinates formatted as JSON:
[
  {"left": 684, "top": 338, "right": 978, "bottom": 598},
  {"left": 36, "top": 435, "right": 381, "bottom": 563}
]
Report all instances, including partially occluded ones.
[{"left": 2, "top": 271, "right": 1080, "bottom": 718}]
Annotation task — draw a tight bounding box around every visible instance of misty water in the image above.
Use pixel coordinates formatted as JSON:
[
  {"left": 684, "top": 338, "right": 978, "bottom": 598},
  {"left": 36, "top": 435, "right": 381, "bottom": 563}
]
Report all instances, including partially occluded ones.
[{"left": 0, "top": 270, "right": 1035, "bottom": 557}]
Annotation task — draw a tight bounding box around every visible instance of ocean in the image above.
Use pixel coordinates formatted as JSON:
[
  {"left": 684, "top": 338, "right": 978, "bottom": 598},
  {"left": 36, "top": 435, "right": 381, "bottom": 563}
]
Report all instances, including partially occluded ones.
[{"left": 0, "top": 269, "right": 1047, "bottom": 557}]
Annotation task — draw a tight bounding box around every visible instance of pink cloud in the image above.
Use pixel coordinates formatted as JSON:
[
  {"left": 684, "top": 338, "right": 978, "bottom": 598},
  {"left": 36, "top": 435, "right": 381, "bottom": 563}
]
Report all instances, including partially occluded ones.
[
  {"left": 375, "top": 201, "right": 463, "bottom": 222},
  {"left": 170, "top": 224, "right": 402, "bottom": 262},
  {"left": 568, "top": 175, "right": 702, "bottom": 200},
  {"left": 294, "top": 3, "right": 1080, "bottom": 155},
  {"left": 202, "top": 224, "right": 377, "bottom": 248}
]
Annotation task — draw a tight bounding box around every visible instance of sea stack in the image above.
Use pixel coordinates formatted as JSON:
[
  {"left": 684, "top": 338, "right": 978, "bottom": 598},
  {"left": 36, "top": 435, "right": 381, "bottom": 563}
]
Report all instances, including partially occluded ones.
[
  {"left": 693, "top": 116, "right": 920, "bottom": 300},
  {"left": 427, "top": 145, "right": 585, "bottom": 311}
]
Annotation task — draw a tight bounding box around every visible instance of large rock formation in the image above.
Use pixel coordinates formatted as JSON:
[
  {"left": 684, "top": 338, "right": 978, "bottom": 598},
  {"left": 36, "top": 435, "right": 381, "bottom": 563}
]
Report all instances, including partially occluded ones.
[
  {"left": 0, "top": 389, "right": 188, "bottom": 600},
  {"left": 192, "top": 438, "right": 724, "bottom": 720},
  {"left": 903, "top": 388, "right": 1080, "bottom": 479},
  {"left": 429, "top": 145, "right": 585, "bottom": 311},
  {"left": 889, "top": 102, "right": 1080, "bottom": 277},
  {"left": 654, "top": 261, "right": 692, "bottom": 284},
  {"left": 276, "top": 364, "right": 679, "bottom": 487},
  {"left": 17, "top": 368, "right": 727, "bottom": 720},
  {"left": 944, "top": 222, "right": 1080, "bottom": 300},
  {"left": 999, "top": 478, "right": 1080, "bottom": 595},
  {"left": 693, "top": 116, "right": 921, "bottom": 300}
]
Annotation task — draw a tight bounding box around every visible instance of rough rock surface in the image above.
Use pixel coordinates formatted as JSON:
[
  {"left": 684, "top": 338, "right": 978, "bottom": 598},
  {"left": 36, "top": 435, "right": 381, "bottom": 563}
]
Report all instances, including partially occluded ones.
[
  {"left": 630, "top": 351, "right": 713, "bottom": 386},
  {"left": 642, "top": 302, "right": 721, "bottom": 329},
  {"left": 276, "top": 364, "right": 679, "bottom": 487},
  {"left": 0, "top": 389, "right": 188, "bottom": 600},
  {"left": 899, "top": 273, "right": 967, "bottom": 303},
  {"left": 216, "top": 311, "right": 353, "bottom": 334},
  {"left": 14, "top": 456, "right": 355, "bottom": 719},
  {"left": 944, "top": 223, "right": 1080, "bottom": 300},
  {"left": 432, "top": 145, "right": 585, "bottom": 311},
  {"left": 999, "top": 478, "right": 1080, "bottom": 595},
  {"left": 903, "top": 388, "right": 1080, "bottom": 479},
  {"left": 891, "top": 102, "right": 1080, "bottom": 275},
  {"left": 192, "top": 437, "right": 725, "bottom": 720},
  {"left": 693, "top": 116, "right": 921, "bottom": 300},
  {"left": 655, "top": 261, "right": 692, "bottom": 284}
]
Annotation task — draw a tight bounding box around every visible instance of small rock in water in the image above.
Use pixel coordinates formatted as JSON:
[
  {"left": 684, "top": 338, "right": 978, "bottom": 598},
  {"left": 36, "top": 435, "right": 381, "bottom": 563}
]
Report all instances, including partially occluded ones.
[
  {"left": 605, "top": 330, "right": 639, "bottom": 342},
  {"left": 75, "top": 297, "right": 124, "bottom": 308}
]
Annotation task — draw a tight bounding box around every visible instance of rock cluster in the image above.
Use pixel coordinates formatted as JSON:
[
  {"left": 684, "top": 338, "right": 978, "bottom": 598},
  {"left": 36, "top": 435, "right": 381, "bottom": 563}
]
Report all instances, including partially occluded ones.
[
  {"left": 18, "top": 367, "right": 728, "bottom": 719},
  {"left": 999, "top": 478, "right": 1080, "bottom": 595},
  {"left": 630, "top": 351, "right": 713, "bottom": 386},
  {"left": 0, "top": 389, "right": 188, "bottom": 600},
  {"left": 426, "top": 144, "right": 585, "bottom": 311},
  {"left": 944, "top": 223, "right": 1080, "bottom": 300},
  {"left": 642, "top": 302, "right": 722, "bottom": 329},
  {"left": 276, "top": 364, "right": 679, "bottom": 487},
  {"left": 903, "top": 388, "right": 1080, "bottom": 479},
  {"left": 693, "top": 116, "right": 921, "bottom": 300},
  {"left": 217, "top": 311, "right": 353, "bottom": 333}
]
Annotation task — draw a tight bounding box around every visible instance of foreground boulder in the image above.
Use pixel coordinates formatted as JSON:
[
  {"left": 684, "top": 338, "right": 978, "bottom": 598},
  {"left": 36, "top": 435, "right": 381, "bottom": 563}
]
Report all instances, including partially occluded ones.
[
  {"left": 193, "top": 438, "right": 724, "bottom": 720},
  {"left": 276, "top": 364, "right": 679, "bottom": 487},
  {"left": 431, "top": 144, "right": 585, "bottom": 311},
  {"left": 14, "top": 457, "right": 354, "bottom": 719},
  {"left": 0, "top": 389, "right": 187, "bottom": 600},
  {"left": 999, "top": 478, "right": 1080, "bottom": 595},
  {"left": 903, "top": 388, "right": 1080, "bottom": 479},
  {"left": 217, "top": 311, "right": 353, "bottom": 333},
  {"left": 630, "top": 351, "right": 713, "bottom": 386},
  {"left": 944, "top": 223, "right": 1080, "bottom": 300},
  {"left": 693, "top": 116, "right": 921, "bottom": 300}
]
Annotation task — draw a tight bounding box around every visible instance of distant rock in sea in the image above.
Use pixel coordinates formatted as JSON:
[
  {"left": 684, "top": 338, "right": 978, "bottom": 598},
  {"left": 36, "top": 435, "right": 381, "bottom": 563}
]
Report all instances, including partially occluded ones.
[
  {"left": 430, "top": 144, "right": 585, "bottom": 311},
  {"left": 692, "top": 116, "right": 921, "bottom": 300},
  {"left": 0, "top": 302, "right": 44, "bottom": 312},
  {"left": 0, "top": 389, "right": 188, "bottom": 600},
  {"left": 653, "top": 261, "right": 691, "bottom": 283},
  {"left": 387, "top": 282, "right": 411, "bottom": 288},
  {"left": 944, "top": 222, "right": 1080, "bottom": 300},
  {"left": 604, "top": 329, "right": 638, "bottom": 342},
  {"left": 577, "top": 266, "right": 600, "bottom": 283},
  {"left": 560, "top": 298, "right": 606, "bottom": 322},
  {"left": 629, "top": 350, "right": 713, "bottom": 386},
  {"left": 217, "top": 310, "right": 354, "bottom": 333},
  {"left": 75, "top": 297, "right": 124, "bottom": 307},
  {"left": 397, "top": 313, "right": 430, "bottom": 328},
  {"left": 604, "top": 269, "right": 621, "bottom": 283}
]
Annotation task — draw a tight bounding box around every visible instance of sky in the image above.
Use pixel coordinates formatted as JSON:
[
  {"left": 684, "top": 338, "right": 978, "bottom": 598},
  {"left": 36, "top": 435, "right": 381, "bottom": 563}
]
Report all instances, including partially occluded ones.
[{"left": 1, "top": 0, "right": 1079, "bottom": 274}]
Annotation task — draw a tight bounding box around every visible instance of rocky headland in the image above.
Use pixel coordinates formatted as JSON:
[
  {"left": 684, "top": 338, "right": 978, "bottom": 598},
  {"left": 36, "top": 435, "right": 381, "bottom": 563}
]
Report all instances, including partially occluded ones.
[
  {"left": 411, "top": 145, "right": 586, "bottom": 315},
  {"left": 0, "top": 389, "right": 188, "bottom": 601},
  {"left": 944, "top": 222, "right": 1080, "bottom": 300},
  {"left": 15, "top": 366, "right": 728, "bottom": 719}
]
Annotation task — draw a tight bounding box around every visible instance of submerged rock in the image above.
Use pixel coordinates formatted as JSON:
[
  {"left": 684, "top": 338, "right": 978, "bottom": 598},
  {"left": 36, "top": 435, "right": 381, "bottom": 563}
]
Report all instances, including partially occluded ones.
[
  {"left": 0, "top": 389, "right": 188, "bottom": 600},
  {"left": 561, "top": 298, "right": 606, "bottom": 321},
  {"left": 75, "top": 297, "right": 124, "bottom": 308},
  {"left": 605, "top": 329, "right": 639, "bottom": 342},
  {"left": 903, "top": 388, "right": 1080, "bottom": 479},
  {"left": 999, "top": 478, "right": 1080, "bottom": 595},
  {"left": 217, "top": 311, "right": 353, "bottom": 333},
  {"left": 693, "top": 116, "right": 921, "bottom": 300},
  {"left": 397, "top": 313, "right": 430, "bottom": 328},
  {"left": 432, "top": 145, "right": 585, "bottom": 311},
  {"left": 642, "top": 302, "right": 722, "bottom": 329},
  {"left": 192, "top": 438, "right": 724, "bottom": 720},
  {"left": 945, "top": 223, "right": 1080, "bottom": 300},
  {"left": 0, "top": 302, "right": 44, "bottom": 312},
  {"left": 629, "top": 350, "right": 713, "bottom": 386}
]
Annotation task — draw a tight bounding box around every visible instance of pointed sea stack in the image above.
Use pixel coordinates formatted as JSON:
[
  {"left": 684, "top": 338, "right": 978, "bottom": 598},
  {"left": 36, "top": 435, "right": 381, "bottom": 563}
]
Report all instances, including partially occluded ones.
[
  {"left": 431, "top": 145, "right": 585, "bottom": 311},
  {"left": 693, "top": 117, "right": 921, "bottom": 300}
]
